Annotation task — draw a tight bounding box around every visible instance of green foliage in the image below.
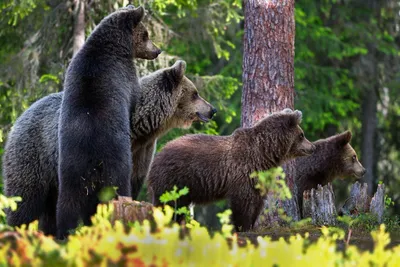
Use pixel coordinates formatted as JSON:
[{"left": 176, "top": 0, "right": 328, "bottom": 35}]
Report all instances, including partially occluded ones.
[
  {"left": 0, "top": 194, "right": 21, "bottom": 230},
  {"left": 338, "top": 214, "right": 379, "bottom": 233},
  {"left": 384, "top": 194, "right": 395, "bottom": 209},
  {"left": 250, "top": 168, "right": 293, "bottom": 224},
  {"left": 383, "top": 215, "right": 400, "bottom": 232},
  {"left": 1, "top": 0, "right": 40, "bottom": 26},
  {"left": 98, "top": 186, "right": 118, "bottom": 203},
  {"left": 295, "top": 3, "right": 362, "bottom": 137},
  {"left": 159, "top": 185, "right": 189, "bottom": 204},
  {"left": 216, "top": 209, "right": 234, "bottom": 237},
  {"left": 250, "top": 167, "right": 292, "bottom": 200},
  {"left": 39, "top": 74, "right": 60, "bottom": 85},
  {"left": 0, "top": 195, "right": 400, "bottom": 265},
  {"left": 159, "top": 185, "right": 190, "bottom": 221}
]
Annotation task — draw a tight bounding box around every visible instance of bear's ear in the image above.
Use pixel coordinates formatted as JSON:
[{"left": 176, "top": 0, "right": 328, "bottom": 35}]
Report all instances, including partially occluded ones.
[
  {"left": 283, "top": 110, "right": 302, "bottom": 128},
  {"left": 336, "top": 130, "right": 352, "bottom": 147},
  {"left": 293, "top": 110, "right": 302, "bottom": 124},
  {"left": 132, "top": 6, "right": 145, "bottom": 23},
  {"left": 122, "top": 6, "right": 145, "bottom": 27},
  {"left": 285, "top": 110, "right": 302, "bottom": 127},
  {"left": 281, "top": 108, "right": 293, "bottom": 114},
  {"left": 170, "top": 60, "right": 186, "bottom": 82}
]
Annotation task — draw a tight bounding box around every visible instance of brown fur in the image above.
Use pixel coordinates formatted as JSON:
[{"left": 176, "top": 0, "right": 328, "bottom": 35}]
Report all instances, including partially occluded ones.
[
  {"left": 147, "top": 110, "right": 315, "bottom": 231},
  {"left": 130, "top": 61, "right": 216, "bottom": 199},
  {"left": 294, "top": 130, "right": 366, "bottom": 215}
]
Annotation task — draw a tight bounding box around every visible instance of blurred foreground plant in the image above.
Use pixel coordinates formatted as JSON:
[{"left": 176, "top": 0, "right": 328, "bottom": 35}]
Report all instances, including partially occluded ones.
[{"left": 0, "top": 194, "right": 400, "bottom": 266}]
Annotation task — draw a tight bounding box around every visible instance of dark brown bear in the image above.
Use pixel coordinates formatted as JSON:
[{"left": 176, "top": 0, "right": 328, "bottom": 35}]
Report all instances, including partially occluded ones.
[
  {"left": 57, "top": 6, "right": 160, "bottom": 239},
  {"left": 294, "top": 130, "right": 366, "bottom": 214},
  {"left": 147, "top": 110, "right": 315, "bottom": 232}
]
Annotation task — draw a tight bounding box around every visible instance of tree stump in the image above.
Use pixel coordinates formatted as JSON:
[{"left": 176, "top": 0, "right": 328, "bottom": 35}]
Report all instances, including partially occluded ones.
[
  {"left": 349, "top": 182, "right": 370, "bottom": 213},
  {"left": 253, "top": 195, "right": 289, "bottom": 229},
  {"left": 111, "top": 196, "right": 155, "bottom": 225},
  {"left": 370, "top": 183, "right": 385, "bottom": 223},
  {"left": 339, "top": 182, "right": 371, "bottom": 216},
  {"left": 302, "top": 183, "right": 337, "bottom": 226}
]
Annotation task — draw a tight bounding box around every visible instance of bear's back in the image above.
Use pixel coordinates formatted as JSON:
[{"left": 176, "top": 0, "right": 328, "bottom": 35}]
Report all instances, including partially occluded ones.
[{"left": 3, "top": 92, "right": 62, "bottom": 191}]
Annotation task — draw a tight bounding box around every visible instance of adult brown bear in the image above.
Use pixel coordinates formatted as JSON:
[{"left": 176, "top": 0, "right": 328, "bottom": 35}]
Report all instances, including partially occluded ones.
[{"left": 57, "top": 6, "right": 160, "bottom": 239}]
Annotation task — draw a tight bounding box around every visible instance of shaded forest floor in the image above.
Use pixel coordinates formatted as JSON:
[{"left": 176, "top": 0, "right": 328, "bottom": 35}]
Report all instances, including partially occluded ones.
[{"left": 238, "top": 226, "right": 400, "bottom": 251}]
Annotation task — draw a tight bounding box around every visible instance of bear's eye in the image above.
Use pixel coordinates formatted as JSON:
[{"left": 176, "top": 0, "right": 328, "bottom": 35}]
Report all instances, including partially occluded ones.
[
  {"left": 192, "top": 92, "right": 199, "bottom": 100},
  {"left": 299, "top": 133, "right": 304, "bottom": 139},
  {"left": 352, "top": 155, "right": 357, "bottom": 162}
]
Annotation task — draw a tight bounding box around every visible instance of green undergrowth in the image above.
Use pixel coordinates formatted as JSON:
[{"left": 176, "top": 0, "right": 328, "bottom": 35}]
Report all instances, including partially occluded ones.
[{"left": 0, "top": 194, "right": 400, "bottom": 266}]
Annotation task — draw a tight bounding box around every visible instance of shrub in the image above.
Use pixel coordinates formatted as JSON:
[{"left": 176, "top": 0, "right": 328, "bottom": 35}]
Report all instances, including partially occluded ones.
[{"left": 0, "top": 194, "right": 399, "bottom": 266}]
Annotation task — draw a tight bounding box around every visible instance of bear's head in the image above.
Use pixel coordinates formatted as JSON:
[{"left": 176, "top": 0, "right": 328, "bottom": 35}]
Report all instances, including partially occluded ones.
[
  {"left": 253, "top": 110, "right": 315, "bottom": 162},
  {"left": 133, "top": 60, "right": 216, "bottom": 139},
  {"left": 328, "top": 131, "right": 366, "bottom": 179},
  {"left": 94, "top": 5, "right": 161, "bottom": 59},
  {"left": 168, "top": 61, "right": 217, "bottom": 129}
]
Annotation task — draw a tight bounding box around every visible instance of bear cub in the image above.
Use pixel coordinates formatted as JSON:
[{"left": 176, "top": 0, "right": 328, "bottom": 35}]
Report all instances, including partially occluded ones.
[
  {"left": 147, "top": 110, "right": 315, "bottom": 232},
  {"left": 57, "top": 6, "right": 160, "bottom": 238},
  {"left": 294, "top": 130, "right": 366, "bottom": 215}
]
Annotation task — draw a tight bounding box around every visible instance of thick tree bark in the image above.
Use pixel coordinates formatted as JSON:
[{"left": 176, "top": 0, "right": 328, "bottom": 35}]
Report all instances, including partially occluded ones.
[
  {"left": 241, "top": 0, "right": 299, "bottom": 225},
  {"left": 72, "top": 0, "right": 86, "bottom": 56},
  {"left": 241, "top": 0, "right": 295, "bottom": 128}
]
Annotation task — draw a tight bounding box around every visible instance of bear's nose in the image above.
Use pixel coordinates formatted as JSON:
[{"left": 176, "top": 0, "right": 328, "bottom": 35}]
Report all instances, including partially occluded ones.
[
  {"left": 211, "top": 107, "right": 217, "bottom": 117},
  {"left": 156, "top": 49, "right": 162, "bottom": 55},
  {"left": 362, "top": 168, "right": 367, "bottom": 175}
]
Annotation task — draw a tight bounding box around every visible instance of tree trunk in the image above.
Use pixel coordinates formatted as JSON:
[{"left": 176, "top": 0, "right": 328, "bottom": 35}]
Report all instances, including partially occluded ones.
[
  {"left": 72, "top": 0, "right": 86, "bottom": 56},
  {"left": 241, "top": 0, "right": 298, "bottom": 225},
  {"left": 361, "top": 84, "right": 378, "bottom": 196},
  {"left": 241, "top": 0, "right": 295, "bottom": 128},
  {"left": 358, "top": 0, "right": 380, "bottom": 197}
]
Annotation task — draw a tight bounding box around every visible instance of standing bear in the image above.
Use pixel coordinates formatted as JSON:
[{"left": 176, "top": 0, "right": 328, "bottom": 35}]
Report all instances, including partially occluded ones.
[
  {"left": 57, "top": 6, "right": 160, "bottom": 238},
  {"left": 294, "top": 130, "right": 366, "bottom": 215},
  {"left": 147, "top": 110, "right": 315, "bottom": 232},
  {"left": 2, "top": 60, "right": 214, "bottom": 236}
]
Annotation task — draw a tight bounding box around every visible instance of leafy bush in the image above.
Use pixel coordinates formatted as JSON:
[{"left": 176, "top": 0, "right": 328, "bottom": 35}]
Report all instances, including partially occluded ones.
[{"left": 0, "top": 194, "right": 400, "bottom": 266}]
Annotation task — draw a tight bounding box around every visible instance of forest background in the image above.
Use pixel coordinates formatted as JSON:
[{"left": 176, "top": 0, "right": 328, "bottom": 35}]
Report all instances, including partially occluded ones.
[{"left": 0, "top": 0, "right": 399, "bottom": 225}]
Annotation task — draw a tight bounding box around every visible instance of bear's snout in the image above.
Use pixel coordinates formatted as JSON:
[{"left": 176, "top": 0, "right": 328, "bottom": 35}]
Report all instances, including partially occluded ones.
[
  {"left": 298, "top": 141, "right": 315, "bottom": 156},
  {"left": 360, "top": 167, "right": 367, "bottom": 177},
  {"left": 210, "top": 107, "right": 217, "bottom": 118}
]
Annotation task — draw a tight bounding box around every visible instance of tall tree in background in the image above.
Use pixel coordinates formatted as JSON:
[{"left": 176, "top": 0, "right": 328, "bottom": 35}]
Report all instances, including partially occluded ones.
[
  {"left": 359, "top": 0, "right": 380, "bottom": 196},
  {"left": 241, "top": 0, "right": 299, "bottom": 222},
  {"left": 72, "top": 0, "right": 86, "bottom": 56}
]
